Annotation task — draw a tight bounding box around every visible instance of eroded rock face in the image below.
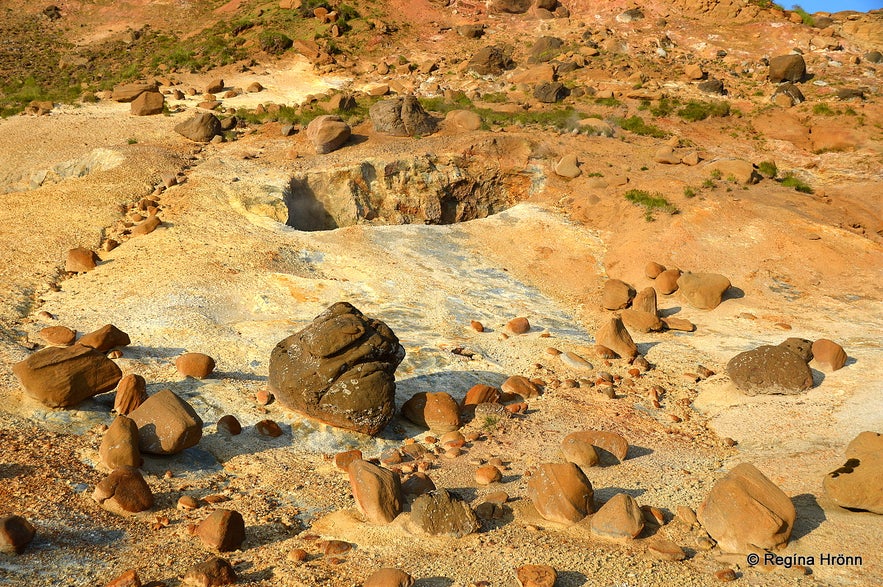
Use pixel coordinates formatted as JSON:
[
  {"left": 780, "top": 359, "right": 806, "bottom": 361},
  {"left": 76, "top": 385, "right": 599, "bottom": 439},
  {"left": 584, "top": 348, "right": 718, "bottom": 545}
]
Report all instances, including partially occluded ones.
[
  {"left": 269, "top": 302, "right": 405, "bottom": 436},
  {"left": 13, "top": 345, "right": 122, "bottom": 408},
  {"left": 697, "top": 463, "right": 796, "bottom": 554},
  {"left": 726, "top": 345, "right": 813, "bottom": 395}
]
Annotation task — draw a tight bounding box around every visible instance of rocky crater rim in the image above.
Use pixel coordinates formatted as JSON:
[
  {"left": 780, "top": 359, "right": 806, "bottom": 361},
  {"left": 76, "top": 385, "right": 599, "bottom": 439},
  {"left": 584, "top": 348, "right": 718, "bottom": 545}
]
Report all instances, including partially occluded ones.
[{"left": 282, "top": 153, "right": 537, "bottom": 231}]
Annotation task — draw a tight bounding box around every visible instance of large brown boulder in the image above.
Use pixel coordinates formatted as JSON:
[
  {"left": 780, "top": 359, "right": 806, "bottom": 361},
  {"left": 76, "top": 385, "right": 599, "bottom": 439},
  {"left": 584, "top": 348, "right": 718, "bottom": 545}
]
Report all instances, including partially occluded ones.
[
  {"left": 677, "top": 272, "right": 731, "bottom": 310},
  {"left": 768, "top": 54, "right": 806, "bottom": 83},
  {"left": 13, "top": 345, "right": 122, "bottom": 408},
  {"left": 595, "top": 317, "right": 638, "bottom": 360},
  {"left": 128, "top": 389, "right": 203, "bottom": 455},
  {"left": 726, "top": 345, "right": 813, "bottom": 395},
  {"left": 369, "top": 96, "right": 436, "bottom": 137},
  {"left": 112, "top": 81, "right": 158, "bottom": 102},
  {"left": 131, "top": 91, "right": 164, "bottom": 116},
  {"left": 527, "top": 462, "right": 594, "bottom": 525},
  {"left": 269, "top": 302, "right": 405, "bottom": 436},
  {"left": 93, "top": 466, "right": 154, "bottom": 514},
  {"left": 306, "top": 114, "right": 351, "bottom": 154},
  {"left": 697, "top": 463, "right": 796, "bottom": 553},
  {"left": 174, "top": 112, "right": 222, "bottom": 142},
  {"left": 401, "top": 392, "right": 460, "bottom": 433},
  {"left": 468, "top": 46, "right": 514, "bottom": 76}
]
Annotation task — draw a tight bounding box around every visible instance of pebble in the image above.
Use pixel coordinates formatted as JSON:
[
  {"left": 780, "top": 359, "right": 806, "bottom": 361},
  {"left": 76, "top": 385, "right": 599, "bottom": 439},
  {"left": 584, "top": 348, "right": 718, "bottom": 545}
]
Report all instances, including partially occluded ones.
[
  {"left": 197, "top": 509, "right": 246, "bottom": 551},
  {"left": 475, "top": 465, "right": 502, "bottom": 485},
  {"left": 714, "top": 568, "right": 737, "bottom": 582},
  {"left": 515, "top": 563, "right": 557, "bottom": 587},
  {"left": 178, "top": 495, "right": 200, "bottom": 510},
  {"left": 288, "top": 548, "right": 309, "bottom": 562},
  {"left": 78, "top": 324, "right": 130, "bottom": 352},
  {"left": 402, "top": 472, "right": 436, "bottom": 496},
  {"left": 545, "top": 347, "right": 561, "bottom": 356},
  {"left": 217, "top": 414, "right": 242, "bottom": 435},
  {"left": 256, "top": 419, "right": 283, "bottom": 437},
  {"left": 255, "top": 389, "right": 273, "bottom": 405},
  {"left": 0, "top": 515, "right": 36, "bottom": 554},
  {"left": 176, "top": 352, "right": 216, "bottom": 379},
  {"left": 182, "top": 557, "right": 237, "bottom": 585},
  {"left": 501, "top": 375, "right": 540, "bottom": 399},
  {"left": 470, "top": 320, "right": 484, "bottom": 332},
  {"left": 645, "top": 261, "right": 666, "bottom": 278},
  {"left": 506, "top": 317, "right": 531, "bottom": 334},
  {"left": 560, "top": 351, "right": 593, "bottom": 371}
]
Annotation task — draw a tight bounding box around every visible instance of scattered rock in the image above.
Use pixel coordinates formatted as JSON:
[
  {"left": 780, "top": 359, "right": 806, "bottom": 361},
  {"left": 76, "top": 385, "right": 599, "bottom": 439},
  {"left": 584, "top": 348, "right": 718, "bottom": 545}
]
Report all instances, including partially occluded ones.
[
  {"left": 78, "top": 324, "right": 130, "bottom": 352},
  {"left": 39, "top": 325, "right": 76, "bottom": 346},
  {"left": 823, "top": 432, "right": 883, "bottom": 514},
  {"left": 66, "top": 247, "right": 98, "bottom": 272},
  {"left": 370, "top": 96, "right": 436, "bottom": 137},
  {"left": 114, "top": 374, "right": 147, "bottom": 415},
  {"left": 491, "top": 0, "right": 532, "bottom": 13},
  {"left": 591, "top": 493, "right": 644, "bottom": 539},
  {"left": 410, "top": 489, "right": 479, "bottom": 538},
  {"left": 697, "top": 463, "right": 796, "bottom": 553},
  {"left": 129, "top": 389, "right": 204, "bottom": 455},
  {"left": 364, "top": 568, "right": 414, "bottom": 587},
  {"left": 197, "top": 509, "right": 246, "bottom": 552},
  {"left": 13, "top": 344, "right": 122, "bottom": 408},
  {"left": 99, "top": 415, "right": 141, "bottom": 470},
  {"left": 507, "top": 317, "right": 531, "bottom": 334},
  {"left": 601, "top": 279, "right": 635, "bottom": 310},
  {"left": 527, "top": 462, "right": 594, "bottom": 524},
  {"left": 475, "top": 465, "right": 503, "bottom": 485},
  {"left": 703, "top": 159, "right": 761, "bottom": 185},
  {"left": 131, "top": 215, "right": 162, "bottom": 236},
  {"left": 677, "top": 272, "right": 731, "bottom": 310},
  {"left": 205, "top": 79, "right": 225, "bottom": 94},
  {"left": 501, "top": 375, "right": 540, "bottom": 399},
  {"left": 401, "top": 392, "right": 460, "bottom": 433},
  {"left": 93, "top": 466, "right": 154, "bottom": 514},
  {"left": 269, "top": 302, "right": 405, "bottom": 436},
  {"left": 621, "top": 309, "right": 663, "bottom": 333},
  {"left": 769, "top": 54, "right": 806, "bottom": 83},
  {"left": 560, "top": 433, "right": 599, "bottom": 468},
  {"left": 566, "top": 430, "right": 628, "bottom": 463},
  {"left": 176, "top": 352, "right": 216, "bottom": 379},
  {"left": 402, "top": 472, "right": 436, "bottom": 496},
  {"left": 726, "top": 345, "right": 814, "bottom": 395},
  {"left": 595, "top": 317, "right": 638, "bottom": 360},
  {"left": 684, "top": 63, "right": 705, "bottom": 80},
  {"left": 462, "top": 384, "right": 501, "bottom": 408},
  {"left": 348, "top": 460, "right": 403, "bottom": 524},
  {"left": 516, "top": 564, "right": 557, "bottom": 587},
  {"left": 698, "top": 78, "right": 725, "bottom": 95},
  {"left": 131, "top": 91, "right": 164, "bottom": 116},
  {"left": 255, "top": 419, "right": 283, "bottom": 437},
  {"left": 182, "top": 556, "right": 237, "bottom": 586},
  {"left": 655, "top": 268, "right": 682, "bottom": 294},
  {"left": 811, "top": 339, "right": 847, "bottom": 372},
  {"left": 533, "top": 82, "right": 568, "bottom": 103},
  {"left": 306, "top": 114, "right": 352, "bottom": 154},
  {"left": 175, "top": 112, "right": 222, "bottom": 142},
  {"left": 555, "top": 154, "right": 580, "bottom": 178},
  {"left": 0, "top": 515, "right": 36, "bottom": 554},
  {"left": 560, "top": 351, "right": 592, "bottom": 371},
  {"left": 632, "top": 287, "right": 658, "bottom": 315},
  {"left": 112, "top": 82, "right": 158, "bottom": 102},
  {"left": 661, "top": 316, "right": 695, "bottom": 332}
]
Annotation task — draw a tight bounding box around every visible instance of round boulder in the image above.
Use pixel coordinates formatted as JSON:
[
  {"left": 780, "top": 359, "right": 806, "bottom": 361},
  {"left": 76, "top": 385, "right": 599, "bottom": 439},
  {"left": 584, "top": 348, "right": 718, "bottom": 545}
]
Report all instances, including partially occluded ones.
[{"left": 726, "top": 345, "right": 814, "bottom": 395}]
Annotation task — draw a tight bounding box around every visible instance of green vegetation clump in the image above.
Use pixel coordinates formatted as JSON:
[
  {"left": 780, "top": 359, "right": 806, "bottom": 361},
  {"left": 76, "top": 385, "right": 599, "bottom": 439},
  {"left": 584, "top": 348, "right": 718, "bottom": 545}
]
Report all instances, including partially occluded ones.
[
  {"left": 595, "top": 97, "right": 622, "bottom": 107},
  {"left": 791, "top": 5, "right": 815, "bottom": 26},
  {"left": 650, "top": 97, "right": 680, "bottom": 117},
  {"left": 683, "top": 186, "right": 697, "bottom": 198},
  {"left": 677, "top": 100, "right": 730, "bottom": 122},
  {"left": 781, "top": 173, "right": 813, "bottom": 194},
  {"left": 480, "top": 92, "right": 509, "bottom": 103},
  {"left": 625, "top": 189, "right": 679, "bottom": 221},
  {"left": 617, "top": 115, "right": 669, "bottom": 138},
  {"left": 813, "top": 103, "right": 835, "bottom": 116},
  {"left": 258, "top": 31, "right": 293, "bottom": 55},
  {"left": 758, "top": 160, "right": 778, "bottom": 178}
]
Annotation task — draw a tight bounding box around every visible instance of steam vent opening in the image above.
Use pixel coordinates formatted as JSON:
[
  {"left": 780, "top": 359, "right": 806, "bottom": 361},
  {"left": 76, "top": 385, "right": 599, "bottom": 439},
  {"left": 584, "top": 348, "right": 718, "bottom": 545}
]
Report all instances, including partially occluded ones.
[{"left": 283, "top": 154, "right": 531, "bottom": 231}]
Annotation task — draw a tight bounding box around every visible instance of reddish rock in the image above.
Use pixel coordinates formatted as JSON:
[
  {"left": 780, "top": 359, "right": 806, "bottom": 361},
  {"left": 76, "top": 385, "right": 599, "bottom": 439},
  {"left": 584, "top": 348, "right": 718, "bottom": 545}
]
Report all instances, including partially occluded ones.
[
  {"left": 516, "top": 564, "right": 556, "bottom": 587},
  {"left": 677, "top": 272, "right": 731, "bottom": 310},
  {"left": 0, "top": 515, "right": 36, "bottom": 554},
  {"left": 13, "top": 344, "right": 122, "bottom": 407},
  {"left": 601, "top": 279, "right": 635, "bottom": 310},
  {"left": 648, "top": 538, "right": 686, "bottom": 561},
  {"left": 114, "top": 374, "right": 147, "bottom": 415},
  {"left": 475, "top": 465, "right": 503, "bottom": 485},
  {"left": 99, "top": 415, "right": 141, "bottom": 470},
  {"left": 334, "top": 449, "right": 363, "bottom": 471},
  {"left": 662, "top": 317, "right": 696, "bottom": 332},
  {"left": 566, "top": 430, "right": 629, "bottom": 462},
  {"left": 632, "top": 287, "right": 658, "bottom": 315},
  {"left": 66, "top": 247, "right": 98, "bottom": 272},
  {"left": 217, "top": 415, "right": 241, "bottom": 435},
  {"left": 129, "top": 389, "right": 203, "bottom": 455},
  {"left": 183, "top": 556, "right": 237, "bottom": 586},
  {"left": 402, "top": 472, "right": 436, "bottom": 496},
  {"left": 197, "top": 509, "right": 246, "bottom": 551},
  {"left": 462, "top": 384, "right": 501, "bottom": 408},
  {"left": 527, "top": 462, "right": 594, "bottom": 524},
  {"left": 39, "top": 325, "right": 76, "bottom": 346},
  {"left": 93, "top": 466, "right": 154, "bottom": 514},
  {"left": 78, "top": 324, "right": 131, "bottom": 352},
  {"left": 501, "top": 375, "right": 540, "bottom": 399},
  {"left": 131, "top": 91, "right": 164, "bottom": 116},
  {"left": 176, "top": 352, "right": 216, "bottom": 379},
  {"left": 506, "top": 317, "right": 531, "bottom": 334},
  {"left": 697, "top": 463, "right": 796, "bottom": 553},
  {"left": 645, "top": 262, "right": 666, "bottom": 279},
  {"left": 255, "top": 419, "right": 283, "bottom": 437},
  {"left": 131, "top": 215, "right": 162, "bottom": 236},
  {"left": 595, "top": 317, "right": 638, "bottom": 360},
  {"left": 560, "top": 433, "right": 599, "bottom": 468},
  {"left": 590, "top": 493, "right": 644, "bottom": 539},
  {"left": 812, "top": 339, "right": 847, "bottom": 372},
  {"left": 401, "top": 392, "right": 460, "bottom": 433},
  {"left": 364, "top": 568, "right": 414, "bottom": 587},
  {"left": 104, "top": 569, "right": 141, "bottom": 587},
  {"left": 655, "top": 268, "right": 682, "bottom": 294},
  {"left": 348, "top": 460, "right": 403, "bottom": 524},
  {"left": 621, "top": 309, "right": 663, "bottom": 333}
]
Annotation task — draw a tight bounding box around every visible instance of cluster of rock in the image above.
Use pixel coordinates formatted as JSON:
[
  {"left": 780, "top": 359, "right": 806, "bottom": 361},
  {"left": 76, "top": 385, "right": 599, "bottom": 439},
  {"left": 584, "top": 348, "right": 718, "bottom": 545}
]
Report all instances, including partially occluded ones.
[{"left": 726, "top": 336, "right": 847, "bottom": 395}]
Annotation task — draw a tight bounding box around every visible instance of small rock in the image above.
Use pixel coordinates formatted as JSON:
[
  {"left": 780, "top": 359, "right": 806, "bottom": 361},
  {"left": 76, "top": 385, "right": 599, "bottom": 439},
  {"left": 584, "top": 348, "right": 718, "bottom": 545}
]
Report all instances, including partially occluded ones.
[
  {"left": 78, "top": 324, "right": 131, "bottom": 352},
  {"left": 197, "top": 509, "right": 245, "bottom": 552},
  {"left": 645, "top": 262, "right": 666, "bottom": 279},
  {"left": 715, "top": 568, "right": 737, "bottom": 582},
  {"left": 475, "top": 465, "right": 502, "bottom": 485},
  {"left": 470, "top": 320, "right": 485, "bottom": 332},
  {"left": 178, "top": 495, "right": 200, "bottom": 510},
  {"left": 591, "top": 493, "right": 644, "bottom": 539},
  {"left": 560, "top": 433, "right": 599, "bottom": 468},
  {"left": 175, "top": 112, "right": 222, "bottom": 142},
  {"left": 462, "top": 384, "right": 501, "bottom": 408},
  {"left": 769, "top": 54, "right": 806, "bottom": 83},
  {"left": 527, "top": 462, "right": 594, "bottom": 524},
  {"left": 176, "top": 352, "right": 216, "bottom": 379},
  {"left": 402, "top": 472, "right": 436, "bottom": 496},
  {"left": 661, "top": 317, "right": 695, "bottom": 332},
  {"left": 648, "top": 537, "right": 686, "bottom": 561},
  {"left": 655, "top": 268, "right": 682, "bottom": 294},
  {"left": 99, "top": 415, "right": 141, "bottom": 470},
  {"left": 130, "top": 91, "right": 164, "bottom": 116},
  {"left": 255, "top": 419, "right": 283, "bottom": 437},
  {"left": 501, "top": 375, "right": 540, "bottom": 399},
  {"left": 364, "top": 568, "right": 414, "bottom": 587},
  {"left": 410, "top": 489, "right": 479, "bottom": 538},
  {"left": 348, "top": 460, "right": 403, "bottom": 524},
  {"left": 12, "top": 344, "right": 122, "bottom": 407},
  {"left": 114, "top": 374, "right": 147, "bottom": 415},
  {"left": 515, "top": 564, "right": 556, "bottom": 587},
  {"left": 182, "top": 556, "right": 237, "bottom": 586},
  {"left": 39, "top": 325, "right": 76, "bottom": 346},
  {"left": 401, "top": 392, "right": 460, "bottom": 433},
  {"left": 507, "top": 317, "right": 531, "bottom": 334},
  {"left": 306, "top": 114, "right": 352, "bottom": 153},
  {"left": 334, "top": 449, "right": 363, "bottom": 472},
  {"left": 217, "top": 415, "right": 241, "bottom": 435},
  {"left": 129, "top": 389, "right": 204, "bottom": 455},
  {"left": 66, "top": 247, "right": 98, "bottom": 272},
  {"left": 621, "top": 309, "right": 663, "bottom": 333},
  {"left": 555, "top": 154, "right": 580, "bottom": 178},
  {"left": 104, "top": 569, "right": 141, "bottom": 587},
  {"left": 0, "top": 515, "right": 36, "bottom": 554},
  {"left": 565, "top": 430, "right": 628, "bottom": 463},
  {"left": 601, "top": 279, "right": 635, "bottom": 310},
  {"left": 446, "top": 110, "right": 483, "bottom": 132},
  {"left": 93, "top": 466, "right": 154, "bottom": 514},
  {"left": 595, "top": 317, "right": 638, "bottom": 360},
  {"left": 560, "top": 351, "right": 593, "bottom": 371},
  {"left": 811, "top": 339, "right": 847, "bottom": 372},
  {"left": 677, "top": 272, "right": 731, "bottom": 310}
]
